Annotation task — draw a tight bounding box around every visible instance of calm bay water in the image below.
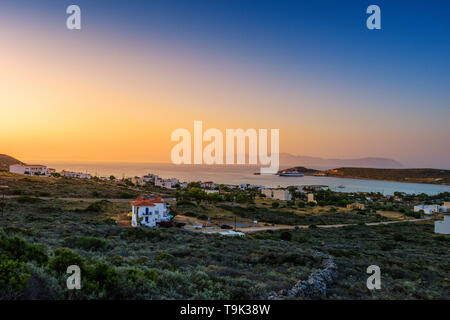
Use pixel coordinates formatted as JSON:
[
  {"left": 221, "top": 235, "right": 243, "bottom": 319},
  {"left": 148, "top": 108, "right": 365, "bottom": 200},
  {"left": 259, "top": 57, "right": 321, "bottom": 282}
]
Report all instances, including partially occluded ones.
[{"left": 40, "top": 162, "right": 450, "bottom": 196}]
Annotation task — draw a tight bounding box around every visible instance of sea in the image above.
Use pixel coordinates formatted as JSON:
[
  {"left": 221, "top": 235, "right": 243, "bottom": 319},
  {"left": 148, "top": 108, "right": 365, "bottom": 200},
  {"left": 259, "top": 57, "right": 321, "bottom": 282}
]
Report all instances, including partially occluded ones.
[{"left": 39, "top": 162, "right": 450, "bottom": 196}]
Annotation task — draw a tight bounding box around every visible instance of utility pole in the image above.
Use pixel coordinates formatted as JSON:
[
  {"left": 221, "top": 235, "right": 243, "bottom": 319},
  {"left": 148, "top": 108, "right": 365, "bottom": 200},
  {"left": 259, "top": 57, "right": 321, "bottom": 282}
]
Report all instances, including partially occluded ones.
[{"left": 0, "top": 186, "right": 8, "bottom": 218}]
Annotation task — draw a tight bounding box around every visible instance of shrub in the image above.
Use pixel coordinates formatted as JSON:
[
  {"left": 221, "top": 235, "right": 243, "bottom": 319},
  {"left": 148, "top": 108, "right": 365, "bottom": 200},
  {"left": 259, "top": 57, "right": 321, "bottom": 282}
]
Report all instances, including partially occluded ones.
[
  {"left": 16, "top": 196, "right": 42, "bottom": 204},
  {"left": 86, "top": 262, "right": 119, "bottom": 293},
  {"left": 85, "top": 201, "right": 108, "bottom": 213},
  {"left": 0, "top": 234, "right": 48, "bottom": 265},
  {"left": 0, "top": 258, "right": 31, "bottom": 294},
  {"left": 68, "top": 236, "right": 109, "bottom": 251},
  {"left": 155, "top": 252, "right": 175, "bottom": 261},
  {"left": 280, "top": 231, "right": 292, "bottom": 241},
  {"left": 297, "top": 201, "right": 306, "bottom": 208},
  {"left": 393, "top": 234, "right": 407, "bottom": 242},
  {"left": 118, "top": 192, "right": 135, "bottom": 199},
  {"left": 49, "top": 249, "right": 84, "bottom": 274},
  {"left": 271, "top": 202, "right": 280, "bottom": 208}
]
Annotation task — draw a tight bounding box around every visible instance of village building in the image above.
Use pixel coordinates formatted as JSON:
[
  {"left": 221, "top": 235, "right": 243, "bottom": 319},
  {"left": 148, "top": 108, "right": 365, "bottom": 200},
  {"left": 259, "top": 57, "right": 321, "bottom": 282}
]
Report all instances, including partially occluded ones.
[
  {"left": 307, "top": 193, "right": 316, "bottom": 203},
  {"left": 179, "top": 182, "right": 188, "bottom": 188},
  {"left": 143, "top": 174, "right": 158, "bottom": 183},
  {"left": 155, "top": 177, "right": 179, "bottom": 189},
  {"left": 262, "top": 188, "right": 292, "bottom": 201},
  {"left": 201, "top": 181, "right": 216, "bottom": 189},
  {"left": 435, "top": 215, "right": 450, "bottom": 234},
  {"left": 414, "top": 204, "right": 448, "bottom": 215},
  {"left": 61, "top": 170, "right": 91, "bottom": 179},
  {"left": 131, "top": 195, "right": 170, "bottom": 227},
  {"left": 9, "top": 164, "right": 49, "bottom": 176}
]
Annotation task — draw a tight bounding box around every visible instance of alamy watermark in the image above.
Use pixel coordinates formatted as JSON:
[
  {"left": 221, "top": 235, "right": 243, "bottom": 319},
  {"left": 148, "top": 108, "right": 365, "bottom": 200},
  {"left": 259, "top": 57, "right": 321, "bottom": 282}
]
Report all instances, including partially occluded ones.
[
  {"left": 66, "top": 265, "right": 81, "bottom": 290},
  {"left": 170, "top": 121, "right": 279, "bottom": 174},
  {"left": 366, "top": 5, "right": 381, "bottom": 30},
  {"left": 366, "top": 265, "right": 381, "bottom": 290}
]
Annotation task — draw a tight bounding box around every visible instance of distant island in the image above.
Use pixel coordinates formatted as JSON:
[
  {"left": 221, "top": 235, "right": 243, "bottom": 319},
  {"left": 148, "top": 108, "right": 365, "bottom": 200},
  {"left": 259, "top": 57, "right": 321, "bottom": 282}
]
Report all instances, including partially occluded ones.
[
  {"left": 278, "top": 153, "right": 404, "bottom": 168},
  {"left": 279, "top": 166, "right": 450, "bottom": 185}
]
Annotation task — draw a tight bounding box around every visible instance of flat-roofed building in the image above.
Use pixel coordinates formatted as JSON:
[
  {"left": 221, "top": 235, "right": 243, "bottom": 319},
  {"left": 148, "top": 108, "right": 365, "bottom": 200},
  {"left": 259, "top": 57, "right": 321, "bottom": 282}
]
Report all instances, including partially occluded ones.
[{"left": 9, "top": 164, "right": 48, "bottom": 176}]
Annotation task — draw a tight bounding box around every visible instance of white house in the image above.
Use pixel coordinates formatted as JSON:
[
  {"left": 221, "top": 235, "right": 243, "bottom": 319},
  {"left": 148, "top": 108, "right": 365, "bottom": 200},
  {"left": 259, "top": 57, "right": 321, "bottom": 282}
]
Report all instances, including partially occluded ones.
[
  {"left": 435, "top": 215, "right": 450, "bottom": 234},
  {"left": 201, "top": 181, "right": 216, "bottom": 189},
  {"left": 414, "top": 204, "right": 448, "bottom": 215},
  {"left": 61, "top": 170, "right": 92, "bottom": 179},
  {"left": 131, "top": 195, "right": 170, "bottom": 227},
  {"left": 9, "top": 164, "right": 49, "bottom": 176},
  {"left": 218, "top": 230, "right": 245, "bottom": 237},
  {"left": 155, "top": 177, "right": 179, "bottom": 189},
  {"left": 143, "top": 174, "right": 158, "bottom": 183},
  {"left": 262, "top": 188, "right": 292, "bottom": 201}
]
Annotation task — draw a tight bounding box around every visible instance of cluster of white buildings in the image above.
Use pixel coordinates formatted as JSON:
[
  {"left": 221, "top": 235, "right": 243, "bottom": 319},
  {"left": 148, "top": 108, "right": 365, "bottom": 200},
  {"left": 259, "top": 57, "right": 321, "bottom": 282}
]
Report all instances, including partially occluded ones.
[
  {"left": 238, "top": 184, "right": 265, "bottom": 191},
  {"left": 155, "top": 177, "right": 180, "bottom": 189},
  {"left": 413, "top": 203, "right": 449, "bottom": 215},
  {"left": 412, "top": 202, "right": 450, "bottom": 234},
  {"left": 61, "top": 170, "right": 91, "bottom": 179},
  {"left": 9, "top": 164, "right": 92, "bottom": 180}
]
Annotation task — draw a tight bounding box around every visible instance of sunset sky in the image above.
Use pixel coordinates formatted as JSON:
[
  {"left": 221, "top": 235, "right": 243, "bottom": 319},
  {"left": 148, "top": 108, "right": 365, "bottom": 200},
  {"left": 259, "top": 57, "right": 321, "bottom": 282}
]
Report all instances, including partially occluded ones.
[{"left": 1, "top": 0, "right": 449, "bottom": 168}]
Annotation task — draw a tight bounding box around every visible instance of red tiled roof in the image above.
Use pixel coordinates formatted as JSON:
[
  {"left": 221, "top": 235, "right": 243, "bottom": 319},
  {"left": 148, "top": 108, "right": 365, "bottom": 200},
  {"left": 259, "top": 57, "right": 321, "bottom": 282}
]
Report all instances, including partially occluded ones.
[{"left": 131, "top": 195, "right": 164, "bottom": 207}]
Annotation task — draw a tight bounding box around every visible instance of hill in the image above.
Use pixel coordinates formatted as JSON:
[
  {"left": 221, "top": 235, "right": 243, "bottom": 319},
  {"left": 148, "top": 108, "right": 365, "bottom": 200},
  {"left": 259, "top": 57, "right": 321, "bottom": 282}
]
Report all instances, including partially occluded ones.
[
  {"left": 278, "top": 166, "right": 320, "bottom": 175},
  {"left": 279, "top": 153, "right": 403, "bottom": 169},
  {"left": 323, "top": 167, "right": 450, "bottom": 185},
  {"left": 0, "top": 154, "right": 24, "bottom": 171}
]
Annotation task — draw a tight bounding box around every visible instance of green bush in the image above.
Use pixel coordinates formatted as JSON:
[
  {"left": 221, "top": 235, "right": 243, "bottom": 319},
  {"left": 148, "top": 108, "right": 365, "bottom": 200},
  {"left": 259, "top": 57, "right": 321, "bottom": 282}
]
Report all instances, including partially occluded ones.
[
  {"left": 0, "top": 234, "right": 48, "bottom": 265},
  {"left": 49, "top": 249, "right": 84, "bottom": 273},
  {"left": 280, "top": 231, "right": 292, "bottom": 241},
  {"left": 0, "top": 258, "right": 31, "bottom": 294},
  {"left": 16, "top": 196, "right": 42, "bottom": 204},
  {"left": 271, "top": 202, "right": 280, "bottom": 208},
  {"left": 69, "top": 236, "right": 109, "bottom": 251}
]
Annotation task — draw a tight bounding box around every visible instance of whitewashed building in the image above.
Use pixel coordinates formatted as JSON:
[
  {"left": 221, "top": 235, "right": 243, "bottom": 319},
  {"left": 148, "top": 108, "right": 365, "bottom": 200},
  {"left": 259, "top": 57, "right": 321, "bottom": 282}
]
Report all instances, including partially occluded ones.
[
  {"left": 435, "top": 215, "right": 450, "bottom": 234},
  {"left": 262, "top": 188, "right": 292, "bottom": 201},
  {"left": 61, "top": 170, "right": 91, "bottom": 179},
  {"left": 414, "top": 204, "right": 448, "bottom": 215},
  {"left": 201, "top": 181, "right": 216, "bottom": 189},
  {"left": 9, "top": 164, "right": 49, "bottom": 176},
  {"left": 155, "top": 178, "right": 179, "bottom": 189},
  {"left": 143, "top": 174, "right": 158, "bottom": 183},
  {"left": 131, "top": 195, "right": 170, "bottom": 227}
]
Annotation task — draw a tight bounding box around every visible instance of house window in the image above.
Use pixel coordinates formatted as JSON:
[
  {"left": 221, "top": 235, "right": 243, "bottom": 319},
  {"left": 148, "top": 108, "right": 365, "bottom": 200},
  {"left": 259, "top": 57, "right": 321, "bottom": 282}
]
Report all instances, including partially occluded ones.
[
  {"left": 145, "top": 208, "right": 149, "bottom": 215},
  {"left": 145, "top": 217, "right": 149, "bottom": 223}
]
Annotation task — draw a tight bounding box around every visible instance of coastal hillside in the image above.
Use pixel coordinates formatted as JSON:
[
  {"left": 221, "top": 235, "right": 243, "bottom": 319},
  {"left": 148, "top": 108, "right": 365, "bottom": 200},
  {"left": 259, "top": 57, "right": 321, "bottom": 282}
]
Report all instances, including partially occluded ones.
[
  {"left": 0, "top": 154, "right": 23, "bottom": 171},
  {"left": 323, "top": 167, "right": 450, "bottom": 185},
  {"left": 279, "top": 153, "right": 404, "bottom": 169}
]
